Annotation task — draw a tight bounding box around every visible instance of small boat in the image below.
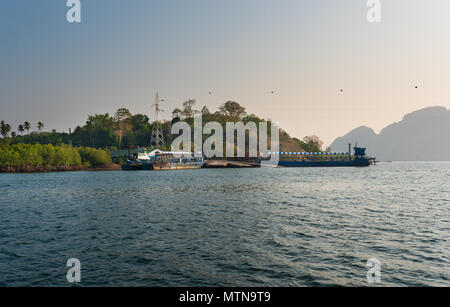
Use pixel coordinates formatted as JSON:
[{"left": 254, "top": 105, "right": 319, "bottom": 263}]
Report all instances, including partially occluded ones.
[
  {"left": 153, "top": 152, "right": 204, "bottom": 171},
  {"left": 121, "top": 159, "right": 146, "bottom": 171},
  {"left": 121, "top": 149, "right": 162, "bottom": 170}
]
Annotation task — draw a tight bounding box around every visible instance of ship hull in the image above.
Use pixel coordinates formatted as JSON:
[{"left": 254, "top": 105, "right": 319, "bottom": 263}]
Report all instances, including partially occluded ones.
[
  {"left": 153, "top": 162, "right": 204, "bottom": 171},
  {"left": 121, "top": 160, "right": 154, "bottom": 171},
  {"left": 277, "top": 160, "right": 370, "bottom": 167}
]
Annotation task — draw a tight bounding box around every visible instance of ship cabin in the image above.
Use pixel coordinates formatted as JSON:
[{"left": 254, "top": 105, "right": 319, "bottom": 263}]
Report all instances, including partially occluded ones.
[{"left": 353, "top": 147, "right": 367, "bottom": 157}]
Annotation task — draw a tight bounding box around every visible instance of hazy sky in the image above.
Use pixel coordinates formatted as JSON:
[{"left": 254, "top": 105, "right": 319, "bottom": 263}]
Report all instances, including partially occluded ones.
[{"left": 1, "top": 0, "right": 450, "bottom": 145}]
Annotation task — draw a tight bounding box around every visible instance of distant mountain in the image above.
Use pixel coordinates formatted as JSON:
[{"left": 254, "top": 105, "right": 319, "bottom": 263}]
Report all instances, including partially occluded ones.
[{"left": 330, "top": 106, "right": 450, "bottom": 161}]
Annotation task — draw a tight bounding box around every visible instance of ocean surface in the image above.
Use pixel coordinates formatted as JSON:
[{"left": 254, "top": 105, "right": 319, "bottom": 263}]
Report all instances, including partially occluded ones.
[{"left": 0, "top": 162, "right": 449, "bottom": 287}]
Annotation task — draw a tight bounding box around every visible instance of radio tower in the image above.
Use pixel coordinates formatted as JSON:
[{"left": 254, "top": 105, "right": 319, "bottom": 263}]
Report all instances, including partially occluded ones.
[{"left": 150, "top": 92, "right": 165, "bottom": 147}]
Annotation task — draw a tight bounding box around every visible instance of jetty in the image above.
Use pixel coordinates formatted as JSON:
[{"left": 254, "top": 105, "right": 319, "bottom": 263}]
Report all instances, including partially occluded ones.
[{"left": 203, "top": 159, "right": 260, "bottom": 168}]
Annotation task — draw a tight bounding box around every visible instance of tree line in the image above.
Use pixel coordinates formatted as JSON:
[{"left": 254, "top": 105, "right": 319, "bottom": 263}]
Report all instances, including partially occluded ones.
[
  {"left": 1, "top": 121, "right": 45, "bottom": 139},
  {"left": 0, "top": 144, "right": 111, "bottom": 168},
  {"left": 0, "top": 101, "right": 324, "bottom": 152}
]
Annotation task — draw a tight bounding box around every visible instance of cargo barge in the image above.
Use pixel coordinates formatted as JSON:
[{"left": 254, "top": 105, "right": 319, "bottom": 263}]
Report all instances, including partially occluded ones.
[
  {"left": 122, "top": 145, "right": 375, "bottom": 170},
  {"left": 268, "top": 145, "right": 375, "bottom": 167},
  {"left": 122, "top": 150, "right": 204, "bottom": 171},
  {"left": 153, "top": 152, "right": 204, "bottom": 171}
]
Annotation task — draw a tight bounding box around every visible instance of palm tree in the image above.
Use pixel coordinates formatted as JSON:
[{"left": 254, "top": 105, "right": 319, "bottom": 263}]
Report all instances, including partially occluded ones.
[
  {"left": 114, "top": 108, "right": 132, "bottom": 150},
  {"left": 18, "top": 124, "right": 24, "bottom": 135},
  {"left": 201, "top": 105, "right": 210, "bottom": 116},
  {"left": 0, "top": 121, "right": 11, "bottom": 138},
  {"left": 172, "top": 108, "right": 182, "bottom": 118},
  {"left": 23, "top": 121, "right": 31, "bottom": 134},
  {"left": 37, "top": 121, "right": 44, "bottom": 132},
  {"left": 181, "top": 99, "right": 197, "bottom": 118},
  {"left": 11, "top": 131, "right": 16, "bottom": 138}
]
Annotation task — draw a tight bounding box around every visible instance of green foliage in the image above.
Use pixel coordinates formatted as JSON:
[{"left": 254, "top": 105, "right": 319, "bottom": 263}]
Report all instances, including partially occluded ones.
[
  {"left": 181, "top": 99, "right": 197, "bottom": 119},
  {"left": 3, "top": 102, "right": 324, "bottom": 153},
  {"left": 201, "top": 105, "right": 210, "bottom": 116},
  {"left": 172, "top": 108, "right": 182, "bottom": 118},
  {"left": 0, "top": 144, "right": 111, "bottom": 168},
  {"left": 114, "top": 108, "right": 133, "bottom": 150},
  {"left": 78, "top": 147, "right": 112, "bottom": 167},
  {"left": 23, "top": 121, "right": 31, "bottom": 133},
  {"left": 11, "top": 131, "right": 72, "bottom": 146},
  {"left": 219, "top": 101, "right": 246, "bottom": 118},
  {"left": 1, "top": 121, "right": 11, "bottom": 138},
  {"left": 86, "top": 114, "right": 114, "bottom": 130},
  {"left": 292, "top": 135, "right": 323, "bottom": 152}
]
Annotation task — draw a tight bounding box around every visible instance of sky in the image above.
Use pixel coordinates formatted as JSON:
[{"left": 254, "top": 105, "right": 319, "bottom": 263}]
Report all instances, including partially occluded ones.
[{"left": 1, "top": 0, "right": 450, "bottom": 145}]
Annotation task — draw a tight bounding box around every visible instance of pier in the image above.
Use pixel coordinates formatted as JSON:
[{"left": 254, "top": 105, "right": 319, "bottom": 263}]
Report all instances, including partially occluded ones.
[{"left": 204, "top": 159, "right": 260, "bottom": 168}]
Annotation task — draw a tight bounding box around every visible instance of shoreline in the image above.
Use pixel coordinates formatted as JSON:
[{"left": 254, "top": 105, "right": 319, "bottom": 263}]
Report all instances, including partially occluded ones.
[{"left": 0, "top": 164, "right": 122, "bottom": 173}]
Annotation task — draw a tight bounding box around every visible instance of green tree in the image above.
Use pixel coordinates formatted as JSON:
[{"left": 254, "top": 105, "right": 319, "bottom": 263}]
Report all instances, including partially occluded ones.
[
  {"left": 1, "top": 121, "right": 11, "bottom": 138},
  {"left": 37, "top": 121, "right": 44, "bottom": 132},
  {"left": 23, "top": 121, "right": 31, "bottom": 134},
  {"left": 172, "top": 108, "right": 182, "bottom": 118},
  {"left": 201, "top": 105, "right": 210, "bottom": 116},
  {"left": 130, "top": 114, "right": 151, "bottom": 147},
  {"left": 79, "top": 147, "right": 112, "bottom": 167},
  {"left": 11, "top": 131, "right": 17, "bottom": 138},
  {"left": 83, "top": 113, "right": 116, "bottom": 147},
  {"left": 18, "top": 124, "right": 24, "bottom": 135},
  {"left": 0, "top": 144, "right": 85, "bottom": 168},
  {"left": 302, "top": 135, "right": 323, "bottom": 152},
  {"left": 131, "top": 114, "right": 150, "bottom": 130},
  {"left": 181, "top": 99, "right": 197, "bottom": 119},
  {"left": 86, "top": 113, "right": 114, "bottom": 130},
  {"left": 114, "top": 108, "right": 133, "bottom": 150},
  {"left": 219, "top": 101, "right": 246, "bottom": 118}
]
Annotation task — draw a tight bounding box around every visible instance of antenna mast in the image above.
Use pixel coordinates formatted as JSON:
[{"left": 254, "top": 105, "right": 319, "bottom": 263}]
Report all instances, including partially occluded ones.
[
  {"left": 155, "top": 92, "right": 161, "bottom": 122},
  {"left": 150, "top": 92, "right": 165, "bottom": 147}
]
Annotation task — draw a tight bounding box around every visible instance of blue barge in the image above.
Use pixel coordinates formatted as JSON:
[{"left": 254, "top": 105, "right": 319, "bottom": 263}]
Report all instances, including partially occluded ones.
[{"left": 270, "top": 146, "right": 375, "bottom": 167}]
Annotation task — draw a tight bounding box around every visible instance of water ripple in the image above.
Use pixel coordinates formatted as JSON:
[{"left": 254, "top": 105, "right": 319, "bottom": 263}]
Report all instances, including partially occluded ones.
[{"left": 0, "top": 162, "right": 449, "bottom": 286}]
